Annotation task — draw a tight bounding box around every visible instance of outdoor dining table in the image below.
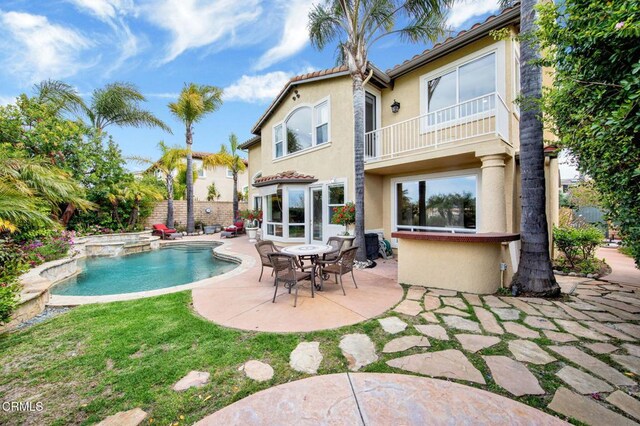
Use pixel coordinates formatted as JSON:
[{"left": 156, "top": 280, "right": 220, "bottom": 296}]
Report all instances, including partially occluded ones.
[{"left": 280, "top": 244, "right": 335, "bottom": 290}]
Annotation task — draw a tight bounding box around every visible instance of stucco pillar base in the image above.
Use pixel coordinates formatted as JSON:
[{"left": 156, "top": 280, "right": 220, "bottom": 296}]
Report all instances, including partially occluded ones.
[{"left": 480, "top": 154, "right": 507, "bottom": 233}]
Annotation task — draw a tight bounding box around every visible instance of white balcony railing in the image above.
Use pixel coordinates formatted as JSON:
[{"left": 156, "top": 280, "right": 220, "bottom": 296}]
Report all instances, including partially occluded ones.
[{"left": 365, "top": 92, "right": 510, "bottom": 162}]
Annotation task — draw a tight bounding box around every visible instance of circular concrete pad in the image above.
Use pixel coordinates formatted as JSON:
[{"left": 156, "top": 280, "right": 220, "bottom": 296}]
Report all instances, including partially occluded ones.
[
  {"left": 192, "top": 238, "right": 403, "bottom": 332},
  {"left": 196, "top": 373, "right": 567, "bottom": 425}
]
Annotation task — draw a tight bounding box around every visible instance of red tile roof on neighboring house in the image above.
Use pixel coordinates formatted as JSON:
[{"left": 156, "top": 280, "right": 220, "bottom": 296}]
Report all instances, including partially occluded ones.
[
  {"left": 191, "top": 151, "right": 248, "bottom": 165},
  {"left": 253, "top": 170, "right": 318, "bottom": 187}
]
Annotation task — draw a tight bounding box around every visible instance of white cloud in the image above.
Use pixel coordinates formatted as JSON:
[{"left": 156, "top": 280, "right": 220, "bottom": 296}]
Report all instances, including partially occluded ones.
[
  {"left": 446, "top": 0, "right": 500, "bottom": 28},
  {"left": 0, "top": 11, "right": 94, "bottom": 83},
  {"left": 255, "top": 0, "right": 315, "bottom": 71},
  {"left": 223, "top": 71, "right": 298, "bottom": 103},
  {"left": 139, "top": 0, "right": 262, "bottom": 63},
  {"left": 66, "top": 0, "right": 139, "bottom": 73}
]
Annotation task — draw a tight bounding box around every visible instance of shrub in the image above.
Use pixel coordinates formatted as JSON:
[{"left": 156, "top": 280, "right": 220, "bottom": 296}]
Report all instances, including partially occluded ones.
[
  {"left": 331, "top": 202, "right": 356, "bottom": 227},
  {"left": 0, "top": 242, "right": 26, "bottom": 325},
  {"left": 554, "top": 225, "right": 603, "bottom": 270}
]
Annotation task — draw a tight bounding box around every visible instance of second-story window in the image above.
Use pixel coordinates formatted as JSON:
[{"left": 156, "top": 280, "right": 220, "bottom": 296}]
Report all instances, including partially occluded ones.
[
  {"left": 274, "top": 98, "right": 330, "bottom": 159},
  {"left": 426, "top": 52, "right": 496, "bottom": 123}
]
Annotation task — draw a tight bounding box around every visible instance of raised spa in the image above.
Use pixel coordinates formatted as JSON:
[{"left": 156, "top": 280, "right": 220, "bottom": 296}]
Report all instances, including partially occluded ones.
[{"left": 52, "top": 242, "right": 237, "bottom": 296}]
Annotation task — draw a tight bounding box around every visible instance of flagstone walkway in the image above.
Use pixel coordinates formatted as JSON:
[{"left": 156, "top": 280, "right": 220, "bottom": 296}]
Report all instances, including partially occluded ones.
[{"left": 196, "top": 275, "right": 640, "bottom": 425}]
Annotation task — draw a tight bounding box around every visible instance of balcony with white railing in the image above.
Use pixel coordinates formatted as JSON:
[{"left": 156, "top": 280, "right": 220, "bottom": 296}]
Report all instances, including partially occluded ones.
[{"left": 364, "top": 92, "right": 510, "bottom": 163}]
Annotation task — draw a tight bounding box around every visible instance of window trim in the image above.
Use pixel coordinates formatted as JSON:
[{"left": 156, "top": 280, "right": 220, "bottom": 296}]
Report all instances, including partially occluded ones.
[
  {"left": 513, "top": 44, "right": 521, "bottom": 117},
  {"left": 263, "top": 185, "right": 308, "bottom": 242},
  {"left": 419, "top": 41, "right": 506, "bottom": 119},
  {"left": 327, "top": 183, "right": 346, "bottom": 225},
  {"left": 272, "top": 96, "right": 331, "bottom": 160},
  {"left": 226, "top": 168, "right": 233, "bottom": 178},
  {"left": 390, "top": 169, "right": 482, "bottom": 247}
]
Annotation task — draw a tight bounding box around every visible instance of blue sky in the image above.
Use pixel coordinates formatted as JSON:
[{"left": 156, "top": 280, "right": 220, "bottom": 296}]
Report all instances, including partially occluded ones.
[{"left": 0, "top": 0, "right": 508, "bottom": 171}]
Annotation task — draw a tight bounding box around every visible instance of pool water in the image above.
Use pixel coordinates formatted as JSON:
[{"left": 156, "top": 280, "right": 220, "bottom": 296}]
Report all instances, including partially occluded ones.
[{"left": 52, "top": 243, "right": 237, "bottom": 296}]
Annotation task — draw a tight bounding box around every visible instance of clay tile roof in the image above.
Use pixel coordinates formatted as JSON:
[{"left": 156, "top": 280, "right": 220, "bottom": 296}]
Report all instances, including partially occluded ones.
[
  {"left": 386, "top": 3, "right": 520, "bottom": 76},
  {"left": 239, "top": 135, "right": 260, "bottom": 149},
  {"left": 191, "top": 151, "right": 216, "bottom": 159},
  {"left": 253, "top": 170, "right": 318, "bottom": 187}
]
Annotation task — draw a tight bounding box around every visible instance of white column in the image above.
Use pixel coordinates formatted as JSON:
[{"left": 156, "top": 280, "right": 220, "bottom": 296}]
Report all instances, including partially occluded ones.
[{"left": 480, "top": 154, "right": 507, "bottom": 233}]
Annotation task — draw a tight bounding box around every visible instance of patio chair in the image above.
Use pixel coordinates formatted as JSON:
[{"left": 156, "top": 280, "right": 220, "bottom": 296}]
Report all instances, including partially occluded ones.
[
  {"left": 268, "top": 253, "right": 313, "bottom": 307},
  {"left": 151, "top": 224, "right": 179, "bottom": 240},
  {"left": 224, "top": 220, "right": 245, "bottom": 235},
  {"left": 323, "top": 236, "right": 347, "bottom": 261},
  {"left": 317, "top": 246, "right": 359, "bottom": 295},
  {"left": 255, "top": 240, "right": 281, "bottom": 282}
]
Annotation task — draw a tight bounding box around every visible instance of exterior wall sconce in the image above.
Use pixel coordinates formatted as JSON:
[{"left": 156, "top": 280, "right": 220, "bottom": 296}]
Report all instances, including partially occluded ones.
[{"left": 391, "top": 100, "right": 401, "bottom": 113}]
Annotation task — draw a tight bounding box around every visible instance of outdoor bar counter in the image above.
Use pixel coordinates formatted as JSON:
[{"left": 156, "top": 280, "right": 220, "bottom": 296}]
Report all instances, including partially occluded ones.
[{"left": 391, "top": 231, "right": 520, "bottom": 294}]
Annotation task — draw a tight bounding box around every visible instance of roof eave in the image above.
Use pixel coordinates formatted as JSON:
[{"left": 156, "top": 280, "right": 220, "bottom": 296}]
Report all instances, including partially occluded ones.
[
  {"left": 253, "top": 178, "right": 318, "bottom": 188},
  {"left": 387, "top": 7, "right": 520, "bottom": 79}
]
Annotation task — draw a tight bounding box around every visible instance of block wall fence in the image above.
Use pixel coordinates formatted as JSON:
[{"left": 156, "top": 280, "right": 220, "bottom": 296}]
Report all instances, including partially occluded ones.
[{"left": 145, "top": 200, "right": 248, "bottom": 228}]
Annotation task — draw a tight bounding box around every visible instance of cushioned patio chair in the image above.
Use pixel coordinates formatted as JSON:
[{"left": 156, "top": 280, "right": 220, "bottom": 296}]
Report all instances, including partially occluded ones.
[
  {"left": 255, "top": 240, "right": 281, "bottom": 282},
  {"left": 317, "top": 246, "right": 359, "bottom": 295},
  {"left": 152, "top": 224, "right": 179, "bottom": 240},
  {"left": 224, "top": 220, "right": 245, "bottom": 235},
  {"left": 323, "top": 236, "right": 347, "bottom": 261},
  {"left": 268, "top": 253, "right": 313, "bottom": 307}
]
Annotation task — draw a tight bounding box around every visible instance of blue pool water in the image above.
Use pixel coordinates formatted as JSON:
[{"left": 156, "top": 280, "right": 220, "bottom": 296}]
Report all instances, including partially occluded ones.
[{"left": 51, "top": 243, "right": 238, "bottom": 296}]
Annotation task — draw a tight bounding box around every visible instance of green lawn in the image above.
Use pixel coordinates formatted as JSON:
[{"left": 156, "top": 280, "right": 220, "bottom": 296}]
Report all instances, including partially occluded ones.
[{"left": 0, "top": 289, "right": 591, "bottom": 425}]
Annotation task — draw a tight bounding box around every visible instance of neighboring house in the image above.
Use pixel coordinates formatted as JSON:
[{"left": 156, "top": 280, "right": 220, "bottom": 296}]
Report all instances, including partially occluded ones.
[
  {"left": 153, "top": 151, "right": 249, "bottom": 203},
  {"left": 240, "top": 6, "right": 559, "bottom": 256},
  {"left": 190, "top": 152, "right": 249, "bottom": 202}
]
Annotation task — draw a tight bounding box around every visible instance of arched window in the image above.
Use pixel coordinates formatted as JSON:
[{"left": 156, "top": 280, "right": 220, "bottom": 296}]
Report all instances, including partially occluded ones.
[{"left": 285, "top": 107, "right": 312, "bottom": 154}]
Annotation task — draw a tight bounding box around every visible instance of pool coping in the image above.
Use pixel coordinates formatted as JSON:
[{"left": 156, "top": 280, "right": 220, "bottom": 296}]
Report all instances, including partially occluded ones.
[{"left": 48, "top": 239, "right": 254, "bottom": 306}]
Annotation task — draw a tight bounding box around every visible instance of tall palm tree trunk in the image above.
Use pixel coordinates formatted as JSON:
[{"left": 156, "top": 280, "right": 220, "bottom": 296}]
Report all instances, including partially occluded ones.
[
  {"left": 185, "top": 126, "right": 195, "bottom": 234},
  {"left": 232, "top": 173, "right": 239, "bottom": 220},
  {"left": 352, "top": 74, "right": 367, "bottom": 261},
  {"left": 511, "top": 0, "right": 559, "bottom": 296},
  {"left": 166, "top": 174, "right": 175, "bottom": 228}
]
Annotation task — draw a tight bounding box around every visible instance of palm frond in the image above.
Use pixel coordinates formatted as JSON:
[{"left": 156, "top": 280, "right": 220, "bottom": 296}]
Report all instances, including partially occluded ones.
[
  {"left": 169, "top": 83, "right": 224, "bottom": 126},
  {"left": 33, "top": 79, "right": 88, "bottom": 118}
]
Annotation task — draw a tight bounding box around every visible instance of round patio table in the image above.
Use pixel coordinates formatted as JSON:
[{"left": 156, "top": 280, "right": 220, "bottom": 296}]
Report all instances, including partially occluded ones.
[{"left": 281, "top": 244, "right": 335, "bottom": 290}]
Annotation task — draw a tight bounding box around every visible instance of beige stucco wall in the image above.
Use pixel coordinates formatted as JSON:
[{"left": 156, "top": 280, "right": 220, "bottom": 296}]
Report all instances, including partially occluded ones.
[
  {"left": 192, "top": 160, "right": 248, "bottom": 202},
  {"left": 397, "top": 238, "right": 510, "bottom": 294},
  {"left": 257, "top": 76, "right": 357, "bottom": 201}
]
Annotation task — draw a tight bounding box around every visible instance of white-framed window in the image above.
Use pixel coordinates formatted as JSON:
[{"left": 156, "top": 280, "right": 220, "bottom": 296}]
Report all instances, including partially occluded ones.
[
  {"left": 266, "top": 189, "right": 283, "bottom": 237},
  {"left": 393, "top": 172, "right": 479, "bottom": 234},
  {"left": 194, "top": 160, "right": 206, "bottom": 178},
  {"left": 226, "top": 168, "right": 233, "bottom": 178},
  {"left": 327, "top": 183, "right": 345, "bottom": 223},
  {"left": 264, "top": 186, "right": 307, "bottom": 240},
  {"left": 425, "top": 52, "right": 497, "bottom": 125},
  {"left": 253, "top": 195, "right": 262, "bottom": 211},
  {"left": 273, "top": 97, "right": 331, "bottom": 159}
]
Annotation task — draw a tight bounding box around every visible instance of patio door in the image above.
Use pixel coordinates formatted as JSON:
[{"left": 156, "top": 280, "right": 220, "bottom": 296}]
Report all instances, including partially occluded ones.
[{"left": 310, "top": 187, "right": 323, "bottom": 244}]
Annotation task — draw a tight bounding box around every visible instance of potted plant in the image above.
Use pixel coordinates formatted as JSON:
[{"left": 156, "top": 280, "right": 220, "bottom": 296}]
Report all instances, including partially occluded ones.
[
  {"left": 331, "top": 202, "right": 356, "bottom": 246},
  {"left": 240, "top": 209, "right": 262, "bottom": 242}
]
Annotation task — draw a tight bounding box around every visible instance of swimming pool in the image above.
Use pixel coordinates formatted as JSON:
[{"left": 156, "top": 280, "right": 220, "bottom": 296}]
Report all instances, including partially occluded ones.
[{"left": 51, "top": 243, "right": 238, "bottom": 296}]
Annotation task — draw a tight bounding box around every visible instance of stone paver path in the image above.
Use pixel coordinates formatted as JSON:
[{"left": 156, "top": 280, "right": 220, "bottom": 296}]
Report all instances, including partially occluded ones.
[
  {"left": 240, "top": 360, "right": 274, "bottom": 382},
  {"left": 442, "top": 297, "right": 468, "bottom": 310},
  {"left": 583, "top": 342, "right": 618, "bottom": 354},
  {"left": 491, "top": 307, "right": 521, "bottom": 321},
  {"left": 503, "top": 321, "right": 541, "bottom": 339},
  {"left": 383, "top": 335, "right": 430, "bottom": 353},
  {"left": 548, "top": 345, "right": 635, "bottom": 386},
  {"left": 555, "top": 319, "right": 610, "bottom": 341},
  {"left": 524, "top": 316, "right": 558, "bottom": 331},
  {"left": 508, "top": 340, "right": 556, "bottom": 365},
  {"left": 607, "top": 391, "right": 640, "bottom": 422},
  {"left": 548, "top": 387, "right": 638, "bottom": 426},
  {"left": 414, "top": 324, "right": 449, "bottom": 340},
  {"left": 378, "top": 316, "right": 408, "bottom": 334},
  {"left": 420, "top": 311, "right": 438, "bottom": 323},
  {"left": 393, "top": 300, "right": 423, "bottom": 316},
  {"left": 543, "top": 330, "right": 578, "bottom": 342},
  {"left": 97, "top": 408, "right": 147, "bottom": 426},
  {"left": 340, "top": 334, "right": 378, "bottom": 371},
  {"left": 172, "top": 370, "right": 210, "bottom": 391},
  {"left": 474, "top": 306, "right": 504, "bottom": 334},
  {"left": 434, "top": 306, "right": 471, "bottom": 317},
  {"left": 423, "top": 295, "right": 441, "bottom": 311},
  {"left": 455, "top": 334, "right": 500, "bottom": 353},
  {"left": 483, "top": 356, "right": 544, "bottom": 396},
  {"left": 289, "top": 342, "right": 322, "bottom": 374},
  {"left": 441, "top": 315, "right": 480, "bottom": 332},
  {"left": 555, "top": 365, "right": 613, "bottom": 394},
  {"left": 405, "top": 286, "right": 426, "bottom": 300},
  {"left": 387, "top": 350, "right": 485, "bottom": 384}
]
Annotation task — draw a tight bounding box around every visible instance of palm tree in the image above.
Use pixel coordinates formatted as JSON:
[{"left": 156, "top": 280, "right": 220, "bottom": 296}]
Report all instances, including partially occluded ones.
[
  {"left": 132, "top": 141, "right": 187, "bottom": 227},
  {"left": 309, "top": 0, "right": 452, "bottom": 260},
  {"left": 500, "top": 0, "right": 560, "bottom": 296},
  {"left": 122, "top": 179, "right": 164, "bottom": 230},
  {"left": 0, "top": 150, "right": 93, "bottom": 232},
  {"left": 203, "top": 133, "right": 247, "bottom": 220},
  {"left": 168, "top": 83, "right": 223, "bottom": 233},
  {"left": 34, "top": 80, "right": 171, "bottom": 225}
]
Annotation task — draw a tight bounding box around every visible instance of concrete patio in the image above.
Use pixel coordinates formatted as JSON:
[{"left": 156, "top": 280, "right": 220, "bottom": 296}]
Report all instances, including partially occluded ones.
[{"left": 192, "top": 235, "right": 404, "bottom": 332}]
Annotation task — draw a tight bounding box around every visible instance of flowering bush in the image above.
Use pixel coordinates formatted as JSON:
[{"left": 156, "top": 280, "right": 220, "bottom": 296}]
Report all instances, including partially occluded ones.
[
  {"left": 238, "top": 209, "right": 263, "bottom": 223},
  {"left": 20, "top": 231, "right": 75, "bottom": 268},
  {"left": 0, "top": 242, "right": 26, "bottom": 325},
  {"left": 331, "top": 202, "right": 356, "bottom": 234}
]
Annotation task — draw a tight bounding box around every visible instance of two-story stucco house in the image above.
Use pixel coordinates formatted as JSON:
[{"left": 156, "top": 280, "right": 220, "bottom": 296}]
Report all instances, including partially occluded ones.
[{"left": 240, "top": 6, "right": 560, "bottom": 293}]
